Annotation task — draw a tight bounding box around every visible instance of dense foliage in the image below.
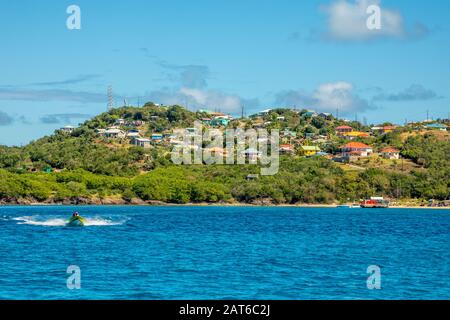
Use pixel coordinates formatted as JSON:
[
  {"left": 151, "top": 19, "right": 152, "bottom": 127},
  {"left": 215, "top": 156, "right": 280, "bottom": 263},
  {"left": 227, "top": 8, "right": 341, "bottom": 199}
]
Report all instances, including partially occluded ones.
[{"left": 0, "top": 105, "right": 448, "bottom": 204}]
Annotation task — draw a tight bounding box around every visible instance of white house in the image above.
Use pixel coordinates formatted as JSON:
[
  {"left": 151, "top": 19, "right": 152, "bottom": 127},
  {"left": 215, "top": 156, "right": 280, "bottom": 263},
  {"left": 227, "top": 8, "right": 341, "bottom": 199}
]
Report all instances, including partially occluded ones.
[
  {"left": 60, "top": 125, "right": 75, "bottom": 133},
  {"left": 103, "top": 128, "right": 126, "bottom": 139},
  {"left": 380, "top": 147, "right": 400, "bottom": 160},
  {"left": 133, "top": 137, "right": 152, "bottom": 148}
]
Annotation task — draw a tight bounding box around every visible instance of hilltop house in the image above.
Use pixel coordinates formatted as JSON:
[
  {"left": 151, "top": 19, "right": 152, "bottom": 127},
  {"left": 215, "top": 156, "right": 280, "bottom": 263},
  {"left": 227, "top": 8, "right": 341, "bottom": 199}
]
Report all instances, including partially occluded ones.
[
  {"left": 371, "top": 126, "right": 396, "bottom": 134},
  {"left": 380, "top": 147, "right": 400, "bottom": 160},
  {"left": 340, "top": 142, "right": 373, "bottom": 157},
  {"left": 303, "top": 111, "right": 318, "bottom": 118},
  {"left": 318, "top": 112, "right": 332, "bottom": 119},
  {"left": 300, "top": 145, "right": 321, "bottom": 156},
  {"left": 60, "top": 125, "right": 75, "bottom": 133},
  {"left": 335, "top": 125, "right": 353, "bottom": 136},
  {"left": 258, "top": 109, "right": 272, "bottom": 116}
]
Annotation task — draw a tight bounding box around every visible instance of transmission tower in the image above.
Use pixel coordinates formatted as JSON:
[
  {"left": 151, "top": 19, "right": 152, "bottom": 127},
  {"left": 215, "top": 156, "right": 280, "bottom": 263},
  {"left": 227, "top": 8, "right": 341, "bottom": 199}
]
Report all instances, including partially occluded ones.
[{"left": 107, "top": 85, "right": 114, "bottom": 111}]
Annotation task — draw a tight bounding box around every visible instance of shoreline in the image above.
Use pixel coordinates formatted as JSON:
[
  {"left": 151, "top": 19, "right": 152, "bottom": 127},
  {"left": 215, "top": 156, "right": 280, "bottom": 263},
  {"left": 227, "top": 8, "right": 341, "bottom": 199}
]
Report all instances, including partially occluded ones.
[{"left": 0, "top": 202, "right": 448, "bottom": 209}]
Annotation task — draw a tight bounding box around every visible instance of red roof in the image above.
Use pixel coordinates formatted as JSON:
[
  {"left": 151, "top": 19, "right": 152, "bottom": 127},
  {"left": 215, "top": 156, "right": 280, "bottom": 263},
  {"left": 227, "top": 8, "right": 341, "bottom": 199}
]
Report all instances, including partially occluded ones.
[
  {"left": 381, "top": 147, "right": 399, "bottom": 153},
  {"left": 341, "top": 142, "right": 371, "bottom": 149},
  {"left": 335, "top": 125, "right": 353, "bottom": 130}
]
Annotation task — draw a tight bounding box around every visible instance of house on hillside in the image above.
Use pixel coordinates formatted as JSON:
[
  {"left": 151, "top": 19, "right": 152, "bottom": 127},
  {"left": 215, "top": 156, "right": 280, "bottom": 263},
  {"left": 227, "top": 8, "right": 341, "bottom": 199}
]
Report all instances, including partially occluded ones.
[
  {"left": 203, "top": 147, "right": 228, "bottom": 157},
  {"left": 211, "top": 118, "right": 230, "bottom": 126},
  {"left": 151, "top": 133, "right": 163, "bottom": 141},
  {"left": 133, "top": 137, "right": 152, "bottom": 148},
  {"left": 425, "top": 123, "right": 448, "bottom": 131},
  {"left": 299, "top": 145, "right": 321, "bottom": 156},
  {"left": 340, "top": 142, "right": 373, "bottom": 157},
  {"left": 243, "top": 148, "right": 260, "bottom": 162},
  {"left": 303, "top": 111, "right": 318, "bottom": 118},
  {"left": 258, "top": 109, "right": 272, "bottom": 116},
  {"left": 282, "top": 129, "right": 297, "bottom": 138},
  {"left": 126, "top": 131, "right": 141, "bottom": 141},
  {"left": 201, "top": 118, "right": 212, "bottom": 125},
  {"left": 60, "top": 125, "right": 75, "bottom": 133},
  {"left": 371, "top": 126, "right": 396, "bottom": 134},
  {"left": 318, "top": 112, "right": 332, "bottom": 119},
  {"left": 341, "top": 131, "right": 370, "bottom": 140},
  {"left": 115, "top": 118, "right": 126, "bottom": 126},
  {"left": 279, "top": 144, "right": 295, "bottom": 154},
  {"left": 380, "top": 147, "right": 400, "bottom": 160},
  {"left": 103, "top": 128, "right": 126, "bottom": 139},
  {"left": 335, "top": 125, "right": 353, "bottom": 136}
]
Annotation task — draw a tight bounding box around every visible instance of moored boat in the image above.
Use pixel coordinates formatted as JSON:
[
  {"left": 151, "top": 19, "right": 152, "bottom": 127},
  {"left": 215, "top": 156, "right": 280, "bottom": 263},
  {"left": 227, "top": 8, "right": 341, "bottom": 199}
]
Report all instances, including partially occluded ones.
[{"left": 360, "top": 197, "right": 390, "bottom": 208}]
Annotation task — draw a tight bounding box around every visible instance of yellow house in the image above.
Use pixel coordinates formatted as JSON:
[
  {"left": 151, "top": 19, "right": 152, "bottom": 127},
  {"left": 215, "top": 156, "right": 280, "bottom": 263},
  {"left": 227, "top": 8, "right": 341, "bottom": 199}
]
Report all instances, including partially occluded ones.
[
  {"left": 342, "top": 131, "right": 370, "bottom": 139},
  {"left": 300, "top": 145, "right": 321, "bottom": 156}
]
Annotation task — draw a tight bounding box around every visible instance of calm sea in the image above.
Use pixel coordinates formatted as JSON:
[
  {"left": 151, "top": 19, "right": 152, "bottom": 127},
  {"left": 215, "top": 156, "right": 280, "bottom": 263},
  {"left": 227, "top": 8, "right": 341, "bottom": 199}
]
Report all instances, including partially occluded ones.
[{"left": 0, "top": 205, "right": 448, "bottom": 299}]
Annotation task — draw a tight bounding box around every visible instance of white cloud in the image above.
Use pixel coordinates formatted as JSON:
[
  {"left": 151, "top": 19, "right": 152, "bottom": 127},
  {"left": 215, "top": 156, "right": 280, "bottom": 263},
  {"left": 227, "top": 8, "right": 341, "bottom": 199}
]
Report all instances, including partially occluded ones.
[
  {"left": 274, "top": 81, "right": 374, "bottom": 114},
  {"left": 323, "top": 0, "right": 404, "bottom": 41},
  {"left": 143, "top": 87, "right": 259, "bottom": 114}
]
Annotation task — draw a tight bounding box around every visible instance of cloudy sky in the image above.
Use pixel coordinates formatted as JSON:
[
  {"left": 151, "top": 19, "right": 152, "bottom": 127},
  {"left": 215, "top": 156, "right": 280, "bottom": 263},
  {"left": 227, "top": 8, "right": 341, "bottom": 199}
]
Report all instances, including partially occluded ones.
[{"left": 0, "top": 0, "right": 449, "bottom": 145}]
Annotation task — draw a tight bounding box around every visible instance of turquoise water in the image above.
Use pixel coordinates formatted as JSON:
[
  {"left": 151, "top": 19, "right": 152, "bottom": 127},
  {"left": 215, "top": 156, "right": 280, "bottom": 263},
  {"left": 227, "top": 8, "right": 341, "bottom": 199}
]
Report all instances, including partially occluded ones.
[{"left": 0, "top": 205, "right": 448, "bottom": 300}]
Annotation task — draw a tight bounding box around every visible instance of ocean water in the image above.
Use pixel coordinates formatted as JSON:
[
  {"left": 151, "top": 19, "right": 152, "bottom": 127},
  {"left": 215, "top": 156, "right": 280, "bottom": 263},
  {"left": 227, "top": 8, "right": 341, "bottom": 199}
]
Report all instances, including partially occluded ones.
[{"left": 0, "top": 205, "right": 448, "bottom": 300}]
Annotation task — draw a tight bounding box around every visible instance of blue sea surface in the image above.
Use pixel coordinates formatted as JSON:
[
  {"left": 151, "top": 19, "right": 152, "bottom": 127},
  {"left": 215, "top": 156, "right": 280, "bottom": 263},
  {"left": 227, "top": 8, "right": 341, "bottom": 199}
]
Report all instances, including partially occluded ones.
[{"left": 0, "top": 205, "right": 448, "bottom": 300}]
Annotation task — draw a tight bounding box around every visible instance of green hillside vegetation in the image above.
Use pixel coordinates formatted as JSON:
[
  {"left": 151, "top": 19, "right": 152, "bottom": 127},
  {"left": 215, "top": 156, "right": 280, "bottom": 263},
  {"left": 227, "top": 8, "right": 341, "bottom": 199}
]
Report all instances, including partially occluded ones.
[{"left": 0, "top": 104, "right": 449, "bottom": 205}]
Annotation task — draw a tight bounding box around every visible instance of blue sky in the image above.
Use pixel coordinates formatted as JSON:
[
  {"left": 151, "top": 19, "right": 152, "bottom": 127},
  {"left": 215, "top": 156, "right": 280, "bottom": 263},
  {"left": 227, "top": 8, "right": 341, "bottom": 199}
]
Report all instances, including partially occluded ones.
[{"left": 0, "top": 0, "right": 449, "bottom": 146}]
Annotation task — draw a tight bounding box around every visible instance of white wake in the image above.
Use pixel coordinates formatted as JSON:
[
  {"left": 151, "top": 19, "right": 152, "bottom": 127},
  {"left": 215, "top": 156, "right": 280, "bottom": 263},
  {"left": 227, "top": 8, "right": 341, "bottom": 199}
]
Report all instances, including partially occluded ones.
[{"left": 13, "top": 216, "right": 126, "bottom": 227}]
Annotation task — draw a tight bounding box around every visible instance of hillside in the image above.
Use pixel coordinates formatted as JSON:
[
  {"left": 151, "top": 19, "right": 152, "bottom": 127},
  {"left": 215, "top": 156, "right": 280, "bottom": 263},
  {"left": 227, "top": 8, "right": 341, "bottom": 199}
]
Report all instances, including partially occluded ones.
[{"left": 0, "top": 103, "right": 449, "bottom": 206}]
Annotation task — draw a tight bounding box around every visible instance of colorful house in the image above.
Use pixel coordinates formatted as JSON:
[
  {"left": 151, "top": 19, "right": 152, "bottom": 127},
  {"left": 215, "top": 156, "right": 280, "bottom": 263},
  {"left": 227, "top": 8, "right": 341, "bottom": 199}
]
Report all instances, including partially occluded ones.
[
  {"left": 342, "top": 131, "right": 370, "bottom": 139},
  {"left": 340, "top": 142, "right": 373, "bottom": 157},
  {"left": 279, "top": 144, "right": 295, "bottom": 154},
  {"left": 151, "top": 133, "right": 163, "bottom": 141},
  {"left": 211, "top": 118, "right": 230, "bottom": 126},
  {"left": 335, "top": 125, "right": 353, "bottom": 135},
  {"left": 380, "top": 147, "right": 400, "bottom": 160},
  {"left": 371, "top": 126, "right": 397, "bottom": 134},
  {"left": 300, "top": 145, "right": 321, "bottom": 156}
]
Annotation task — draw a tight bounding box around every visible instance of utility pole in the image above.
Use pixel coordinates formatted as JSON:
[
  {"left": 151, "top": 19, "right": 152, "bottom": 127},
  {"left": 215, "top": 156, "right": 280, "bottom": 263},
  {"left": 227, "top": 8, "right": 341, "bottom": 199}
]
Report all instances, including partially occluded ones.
[
  {"left": 241, "top": 105, "right": 245, "bottom": 119},
  {"left": 426, "top": 109, "right": 429, "bottom": 122}
]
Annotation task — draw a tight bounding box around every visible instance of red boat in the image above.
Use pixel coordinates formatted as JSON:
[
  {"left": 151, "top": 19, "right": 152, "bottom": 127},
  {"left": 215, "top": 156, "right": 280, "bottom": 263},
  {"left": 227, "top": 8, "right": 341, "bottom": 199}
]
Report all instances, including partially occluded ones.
[{"left": 360, "top": 197, "right": 390, "bottom": 208}]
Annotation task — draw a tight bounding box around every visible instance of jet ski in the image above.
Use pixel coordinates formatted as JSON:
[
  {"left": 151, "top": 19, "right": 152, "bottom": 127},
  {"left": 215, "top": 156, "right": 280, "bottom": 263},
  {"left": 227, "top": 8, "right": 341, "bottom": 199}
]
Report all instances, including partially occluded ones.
[{"left": 67, "top": 213, "right": 86, "bottom": 227}]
